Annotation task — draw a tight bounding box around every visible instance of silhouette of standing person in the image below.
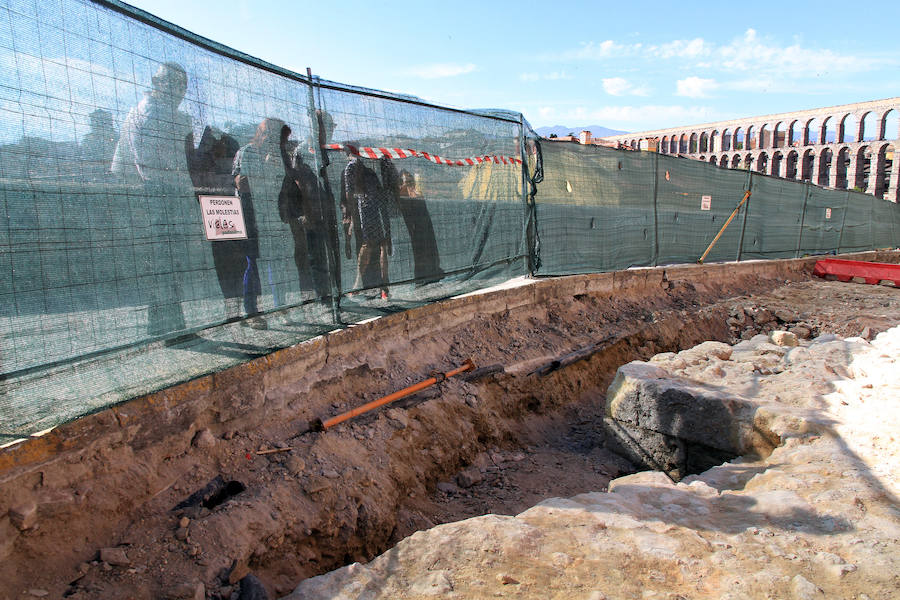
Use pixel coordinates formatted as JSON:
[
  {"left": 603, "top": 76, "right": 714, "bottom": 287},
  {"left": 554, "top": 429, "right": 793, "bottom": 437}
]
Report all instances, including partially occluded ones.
[
  {"left": 189, "top": 126, "right": 244, "bottom": 322},
  {"left": 341, "top": 152, "right": 393, "bottom": 298},
  {"left": 289, "top": 110, "right": 342, "bottom": 304},
  {"left": 111, "top": 62, "right": 194, "bottom": 338},
  {"left": 232, "top": 117, "right": 289, "bottom": 329},
  {"left": 395, "top": 168, "right": 444, "bottom": 285}
]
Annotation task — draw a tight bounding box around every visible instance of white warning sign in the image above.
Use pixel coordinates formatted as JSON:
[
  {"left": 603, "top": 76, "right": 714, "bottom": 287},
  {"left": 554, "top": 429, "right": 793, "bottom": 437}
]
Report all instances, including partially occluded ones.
[{"left": 199, "top": 195, "right": 248, "bottom": 241}]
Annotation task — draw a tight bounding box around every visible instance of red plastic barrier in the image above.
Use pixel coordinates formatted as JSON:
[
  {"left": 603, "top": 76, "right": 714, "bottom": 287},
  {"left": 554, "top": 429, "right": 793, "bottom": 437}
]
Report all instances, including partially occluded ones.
[{"left": 813, "top": 258, "right": 900, "bottom": 286}]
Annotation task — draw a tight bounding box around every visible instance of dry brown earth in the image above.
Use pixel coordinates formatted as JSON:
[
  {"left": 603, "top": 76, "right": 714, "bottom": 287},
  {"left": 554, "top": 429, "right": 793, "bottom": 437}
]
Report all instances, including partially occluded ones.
[{"left": 1, "top": 257, "right": 898, "bottom": 600}]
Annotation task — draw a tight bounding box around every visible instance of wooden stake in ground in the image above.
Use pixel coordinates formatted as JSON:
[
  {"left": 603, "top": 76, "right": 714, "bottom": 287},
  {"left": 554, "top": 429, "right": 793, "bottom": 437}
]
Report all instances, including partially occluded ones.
[{"left": 698, "top": 190, "right": 751, "bottom": 264}]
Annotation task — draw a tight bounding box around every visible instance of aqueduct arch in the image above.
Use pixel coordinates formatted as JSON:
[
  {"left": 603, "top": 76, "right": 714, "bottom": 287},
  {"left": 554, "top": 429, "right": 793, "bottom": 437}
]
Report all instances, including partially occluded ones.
[{"left": 600, "top": 98, "right": 900, "bottom": 201}]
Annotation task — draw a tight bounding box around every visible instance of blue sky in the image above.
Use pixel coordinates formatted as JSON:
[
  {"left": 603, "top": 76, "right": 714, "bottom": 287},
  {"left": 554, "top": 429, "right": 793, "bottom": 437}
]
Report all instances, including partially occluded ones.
[{"left": 111, "top": 0, "right": 900, "bottom": 133}]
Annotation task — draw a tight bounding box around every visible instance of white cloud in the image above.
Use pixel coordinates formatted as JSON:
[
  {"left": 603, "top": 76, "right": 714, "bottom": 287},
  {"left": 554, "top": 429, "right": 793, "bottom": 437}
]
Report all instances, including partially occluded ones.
[
  {"left": 676, "top": 77, "right": 717, "bottom": 98},
  {"left": 602, "top": 77, "right": 650, "bottom": 97},
  {"left": 652, "top": 38, "right": 711, "bottom": 59},
  {"left": 718, "top": 29, "right": 872, "bottom": 76},
  {"left": 406, "top": 63, "right": 477, "bottom": 79},
  {"left": 550, "top": 40, "right": 642, "bottom": 61},
  {"left": 520, "top": 71, "right": 573, "bottom": 82},
  {"left": 537, "top": 104, "right": 720, "bottom": 131},
  {"left": 549, "top": 28, "right": 890, "bottom": 81}
]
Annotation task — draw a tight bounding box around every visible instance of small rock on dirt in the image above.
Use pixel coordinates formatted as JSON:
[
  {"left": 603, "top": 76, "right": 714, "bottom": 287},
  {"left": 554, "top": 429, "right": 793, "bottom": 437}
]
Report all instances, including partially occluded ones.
[
  {"left": 790, "top": 325, "right": 812, "bottom": 339},
  {"left": 167, "top": 582, "right": 205, "bottom": 600},
  {"left": 99, "top": 547, "right": 130, "bottom": 567},
  {"left": 385, "top": 408, "right": 409, "bottom": 429},
  {"left": 285, "top": 455, "right": 306, "bottom": 475},
  {"left": 239, "top": 574, "right": 269, "bottom": 600},
  {"left": 769, "top": 331, "right": 798, "bottom": 347},
  {"left": 9, "top": 502, "right": 37, "bottom": 530},
  {"left": 774, "top": 307, "right": 800, "bottom": 323},
  {"left": 191, "top": 428, "right": 216, "bottom": 449},
  {"left": 791, "top": 574, "right": 823, "bottom": 599},
  {"left": 456, "top": 467, "right": 483, "bottom": 489},
  {"left": 437, "top": 482, "right": 460, "bottom": 495},
  {"left": 228, "top": 558, "right": 251, "bottom": 585}
]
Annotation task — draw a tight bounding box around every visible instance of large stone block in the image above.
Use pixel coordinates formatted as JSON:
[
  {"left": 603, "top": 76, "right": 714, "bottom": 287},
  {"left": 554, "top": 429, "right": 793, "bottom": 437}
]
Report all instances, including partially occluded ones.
[{"left": 607, "top": 362, "right": 760, "bottom": 456}]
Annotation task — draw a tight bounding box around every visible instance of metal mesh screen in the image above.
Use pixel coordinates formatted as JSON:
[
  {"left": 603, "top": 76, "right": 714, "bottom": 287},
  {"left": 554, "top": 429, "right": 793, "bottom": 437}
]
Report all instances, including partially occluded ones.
[{"left": 1, "top": 0, "right": 898, "bottom": 440}]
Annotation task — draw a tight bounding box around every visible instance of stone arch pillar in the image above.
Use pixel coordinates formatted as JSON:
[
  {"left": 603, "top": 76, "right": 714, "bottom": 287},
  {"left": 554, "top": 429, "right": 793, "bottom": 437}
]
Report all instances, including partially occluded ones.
[
  {"left": 854, "top": 113, "right": 866, "bottom": 144},
  {"left": 847, "top": 149, "right": 860, "bottom": 190},
  {"left": 810, "top": 151, "right": 820, "bottom": 183},
  {"left": 828, "top": 146, "right": 840, "bottom": 188},
  {"left": 866, "top": 145, "right": 884, "bottom": 196},
  {"left": 889, "top": 156, "right": 900, "bottom": 202}
]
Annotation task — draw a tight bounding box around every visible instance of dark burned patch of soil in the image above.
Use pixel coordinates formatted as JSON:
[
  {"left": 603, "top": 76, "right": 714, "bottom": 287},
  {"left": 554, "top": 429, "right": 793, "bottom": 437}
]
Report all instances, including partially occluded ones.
[{"left": 7, "top": 276, "right": 900, "bottom": 600}]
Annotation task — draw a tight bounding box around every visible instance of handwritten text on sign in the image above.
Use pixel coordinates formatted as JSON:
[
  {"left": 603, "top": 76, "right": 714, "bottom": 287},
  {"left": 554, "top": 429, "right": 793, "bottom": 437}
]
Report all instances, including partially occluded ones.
[{"left": 199, "top": 195, "right": 247, "bottom": 241}]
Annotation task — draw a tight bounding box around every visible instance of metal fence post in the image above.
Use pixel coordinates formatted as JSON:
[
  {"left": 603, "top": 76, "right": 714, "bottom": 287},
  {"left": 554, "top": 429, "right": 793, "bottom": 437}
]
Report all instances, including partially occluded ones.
[
  {"left": 305, "top": 68, "right": 341, "bottom": 324},
  {"left": 520, "top": 115, "right": 534, "bottom": 277},
  {"left": 652, "top": 152, "right": 660, "bottom": 267}
]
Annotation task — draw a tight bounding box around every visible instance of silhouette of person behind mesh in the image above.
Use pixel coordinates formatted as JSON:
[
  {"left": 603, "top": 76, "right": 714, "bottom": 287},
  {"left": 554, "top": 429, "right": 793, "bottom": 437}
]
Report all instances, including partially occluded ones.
[
  {"left": 81, "top": 109, "right": 117, "bottom": 180},
  {"left": 289, "top": 110, "right": 342, "bottom": 303},
  {"left": 111, "top": 62, "right": 194, "bottom": 338},
  {"left": 395, "top": 168, "right": 444, "bottom": 285},
  {"left": 189, "top": 126, "right": 245, "bottom": 322},
  {"left": 232, "top": 117, "right": 291, "bottom": 329},
  {"left": 341, "top": 151, "right": 393, "bottom": 298}
]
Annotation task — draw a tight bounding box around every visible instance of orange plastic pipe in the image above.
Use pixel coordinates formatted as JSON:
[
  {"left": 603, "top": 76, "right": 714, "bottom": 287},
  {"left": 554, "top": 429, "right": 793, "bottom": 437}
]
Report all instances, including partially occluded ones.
[{"left": 321, "top": 359, "right": 476, "bottom": 430}]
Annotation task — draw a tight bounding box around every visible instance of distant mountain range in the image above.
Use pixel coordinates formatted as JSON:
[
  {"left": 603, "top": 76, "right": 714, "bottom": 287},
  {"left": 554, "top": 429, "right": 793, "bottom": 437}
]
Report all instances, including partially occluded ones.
[{"left": 534, "top": 125, "right": 629, "bottom": 139}]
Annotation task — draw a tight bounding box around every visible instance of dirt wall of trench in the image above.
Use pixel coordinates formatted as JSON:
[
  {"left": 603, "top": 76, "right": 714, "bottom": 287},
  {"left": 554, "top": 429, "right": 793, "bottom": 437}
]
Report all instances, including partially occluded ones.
[{"left": 1, "top": 250, "right": 897, "bottom": 599}]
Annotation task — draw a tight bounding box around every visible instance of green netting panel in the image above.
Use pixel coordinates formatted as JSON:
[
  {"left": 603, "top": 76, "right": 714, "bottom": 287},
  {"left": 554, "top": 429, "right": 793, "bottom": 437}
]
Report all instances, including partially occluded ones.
[
  {"left": 0, "top": 0, "right": 529, "bottom": 439},
  {"left": 656, "top": 155, "right": 750, "bottom": 265},
  {"left": 839, "top": 191, "right": 876, "bottom": 253},
  {"left": 313, "top": 85, "right": 528, "bottom": 303},
  {"left": 873, "top": 196, "right": 900, "bottom": 248},
  {"left": 798, "top": 187, "right": 847, "bottom": 255},
  {"left": 740, "top": 174, "right": 805, "bottom": 260},
  {"left": 534, "top": 143, "right": 656, "bottom": 275}
]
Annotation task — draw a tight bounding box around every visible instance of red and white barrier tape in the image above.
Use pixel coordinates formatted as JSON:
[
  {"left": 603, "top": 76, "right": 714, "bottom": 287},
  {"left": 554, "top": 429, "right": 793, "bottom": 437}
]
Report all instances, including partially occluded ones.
[{"left": 324, "top": 143, "right": 522, "bottom": 166}]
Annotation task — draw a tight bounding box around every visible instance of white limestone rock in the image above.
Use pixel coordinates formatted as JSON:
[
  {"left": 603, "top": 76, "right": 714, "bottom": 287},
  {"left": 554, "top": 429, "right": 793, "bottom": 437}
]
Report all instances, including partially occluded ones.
[{"left": 281, "top": 327, "right": 900, "bottom": 600}]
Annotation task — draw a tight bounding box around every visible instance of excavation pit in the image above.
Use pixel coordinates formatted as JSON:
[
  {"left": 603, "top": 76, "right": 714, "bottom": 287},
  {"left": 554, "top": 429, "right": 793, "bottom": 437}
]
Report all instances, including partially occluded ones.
[{"left": 1, "top": 252, "right": 899, "bottom": 599}]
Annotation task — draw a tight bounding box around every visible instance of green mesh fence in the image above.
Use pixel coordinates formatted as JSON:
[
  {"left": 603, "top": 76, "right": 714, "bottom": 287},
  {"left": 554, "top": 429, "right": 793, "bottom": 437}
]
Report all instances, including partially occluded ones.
[
  {"left": 534, "top": 142, "right": 656, "bottom": 274},
  {"left": 741, "top": 174, "right": 805, "bottom": 261},
  {"left": 1, "top": 0, "right": 898, "bottom": 441},
  {"left": 655, "top": 154, "right": 750, "bottom": 265}
]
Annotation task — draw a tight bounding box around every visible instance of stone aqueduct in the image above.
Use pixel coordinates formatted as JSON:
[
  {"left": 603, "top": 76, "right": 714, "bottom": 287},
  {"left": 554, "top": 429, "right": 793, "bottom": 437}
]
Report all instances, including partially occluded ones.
[{"left": 600, "top": 98, "right": 900, "bottom": 202}]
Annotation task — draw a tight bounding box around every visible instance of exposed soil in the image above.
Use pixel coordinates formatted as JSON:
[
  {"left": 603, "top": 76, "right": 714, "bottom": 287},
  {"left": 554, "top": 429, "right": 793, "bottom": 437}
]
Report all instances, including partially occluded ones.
[{"left": 5, "top": 273, "right": 899, "bottom": 600}]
